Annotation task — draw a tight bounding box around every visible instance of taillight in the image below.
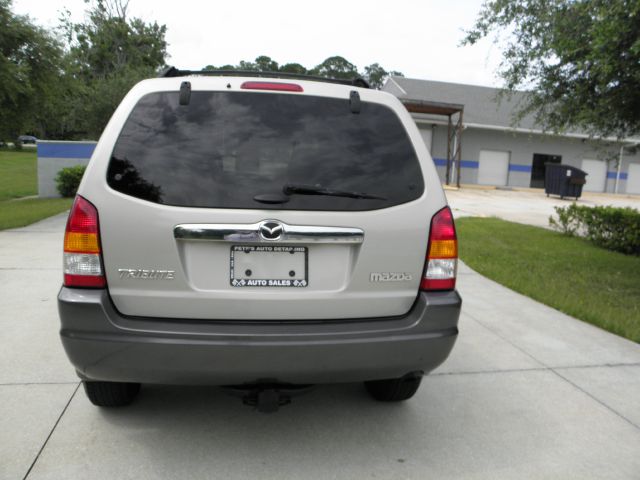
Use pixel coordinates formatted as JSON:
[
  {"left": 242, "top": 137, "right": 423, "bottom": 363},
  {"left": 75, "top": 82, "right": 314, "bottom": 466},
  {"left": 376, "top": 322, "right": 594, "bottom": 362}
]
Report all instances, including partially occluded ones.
[
  {"left": 421, "top": 206, "right": 458, "bottom": 291},
  {"left": 63, "top": 196, "right": 106, "bottom": 288},
  {"left": 240, "top": 81, "right": 303, "bottom": 92}
]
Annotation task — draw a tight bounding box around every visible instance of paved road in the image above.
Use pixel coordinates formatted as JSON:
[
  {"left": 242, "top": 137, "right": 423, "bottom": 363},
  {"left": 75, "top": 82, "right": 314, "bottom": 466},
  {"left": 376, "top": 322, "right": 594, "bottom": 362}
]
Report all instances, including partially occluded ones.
[
  {"left": 1, "top": 213, "right": 639, "bottom": 479},
  {"left": 445, "top": 187, "right": 640, "bottom": 228}
]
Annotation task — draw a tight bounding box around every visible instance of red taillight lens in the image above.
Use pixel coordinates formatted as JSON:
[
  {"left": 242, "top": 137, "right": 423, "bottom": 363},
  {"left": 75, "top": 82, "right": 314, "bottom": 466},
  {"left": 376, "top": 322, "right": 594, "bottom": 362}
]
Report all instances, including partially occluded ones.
[
  {"left": 421, "top": 206, "right": 458, "bottom": 291},
  {"left": 240, "top": 81, "right": 303, "bottom": 92},
  {"left": 63, "top": 196, "right": 105, "bottom": 288}
]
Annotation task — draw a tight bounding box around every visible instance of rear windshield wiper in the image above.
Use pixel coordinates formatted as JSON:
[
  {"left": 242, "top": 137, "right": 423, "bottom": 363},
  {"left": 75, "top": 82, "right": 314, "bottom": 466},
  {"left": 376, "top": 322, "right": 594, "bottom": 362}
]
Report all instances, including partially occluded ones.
[{"left": 283, "top": 183, "right": 387, "bottom": 200}]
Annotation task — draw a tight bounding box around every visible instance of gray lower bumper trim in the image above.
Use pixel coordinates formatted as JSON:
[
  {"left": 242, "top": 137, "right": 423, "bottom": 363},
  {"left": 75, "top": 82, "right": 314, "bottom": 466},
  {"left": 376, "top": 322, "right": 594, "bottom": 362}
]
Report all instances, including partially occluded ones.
[{"left": 58, "top": 288, "right": 461, "bottom": 385}]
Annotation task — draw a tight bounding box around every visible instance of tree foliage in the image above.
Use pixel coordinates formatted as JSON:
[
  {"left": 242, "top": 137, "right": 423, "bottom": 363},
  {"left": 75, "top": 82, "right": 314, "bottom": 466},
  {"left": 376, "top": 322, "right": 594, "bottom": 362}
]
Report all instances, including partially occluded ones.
[
  {"left": 203, "top": 55, "right": 403, "bottom": 88},
  {"left": 463, "top": 0, "right": 640, "bottom": 139},
  {"left": 0, "top": 0, "right": 63, "bottom": 142},
  {"left": 279, "top": 62, "right": 307, "bottom": 74},
  {"left": 59, "top": 0, "right": 167, "bottom": 138},
  {"left": 309, "top": 55, "right": 358, "bottom": 79},
  {"left": 2, "top": 0, "right": 403, "bottom": 142},
  {"left": 62, "top": 1, "right": 166, "bottom": 80},
  {"left": 363, "top": 63, "right": 405, "bottom": 89}
]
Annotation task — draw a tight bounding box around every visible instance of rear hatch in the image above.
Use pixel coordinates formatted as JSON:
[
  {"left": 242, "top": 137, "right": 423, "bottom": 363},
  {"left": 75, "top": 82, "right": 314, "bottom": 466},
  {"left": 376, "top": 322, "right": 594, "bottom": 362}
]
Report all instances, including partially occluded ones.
[{"left": 87, "top": 80, "right": 439, "bottom": 320}]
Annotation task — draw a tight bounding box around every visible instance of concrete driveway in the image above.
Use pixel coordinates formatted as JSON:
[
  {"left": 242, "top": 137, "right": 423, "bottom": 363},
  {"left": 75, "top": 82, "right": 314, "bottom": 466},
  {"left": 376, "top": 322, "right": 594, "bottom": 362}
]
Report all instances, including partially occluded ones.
[
  {"left": 1, "top": 213, "right": 639, "bottom": 479},
  {"left": 445, "top": 187, "right": 640, "bottom": 228}
]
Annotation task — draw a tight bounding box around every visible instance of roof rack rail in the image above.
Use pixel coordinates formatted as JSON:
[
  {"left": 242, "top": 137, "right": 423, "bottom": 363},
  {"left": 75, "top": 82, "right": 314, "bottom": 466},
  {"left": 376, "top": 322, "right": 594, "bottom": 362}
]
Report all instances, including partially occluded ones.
[{"left": 158, "top": 66, "right": 370, "bottom": 89}]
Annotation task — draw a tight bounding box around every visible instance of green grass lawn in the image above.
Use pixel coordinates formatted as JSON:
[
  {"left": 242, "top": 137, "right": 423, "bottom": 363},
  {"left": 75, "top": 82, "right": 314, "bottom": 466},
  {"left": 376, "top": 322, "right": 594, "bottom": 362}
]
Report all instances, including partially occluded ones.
[
  {"left": 0, "top": 148, "right": 73, "bottom": 230},
  {"left": 0, "top": 198, "right": 73, "bottom": 230},
  {"left": 0, "top": 149, "right": 37, "bottom": 200},
  {"left": 456, "top": 217, "right": 640, "bottom": 343}
]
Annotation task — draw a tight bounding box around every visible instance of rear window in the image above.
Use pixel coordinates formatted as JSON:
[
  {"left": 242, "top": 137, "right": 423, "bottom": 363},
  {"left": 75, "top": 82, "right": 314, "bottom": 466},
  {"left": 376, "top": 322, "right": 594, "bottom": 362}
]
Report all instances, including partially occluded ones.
[{"left": 107, "top": 91, "right": 424, "bottom": 211}]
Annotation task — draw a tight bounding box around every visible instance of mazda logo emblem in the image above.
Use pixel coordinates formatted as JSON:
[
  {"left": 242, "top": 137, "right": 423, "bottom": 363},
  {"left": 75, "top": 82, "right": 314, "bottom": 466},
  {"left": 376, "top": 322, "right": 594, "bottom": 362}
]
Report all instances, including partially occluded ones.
[{"left": 259, "top": 220, "right": 284, "bottom": 241}]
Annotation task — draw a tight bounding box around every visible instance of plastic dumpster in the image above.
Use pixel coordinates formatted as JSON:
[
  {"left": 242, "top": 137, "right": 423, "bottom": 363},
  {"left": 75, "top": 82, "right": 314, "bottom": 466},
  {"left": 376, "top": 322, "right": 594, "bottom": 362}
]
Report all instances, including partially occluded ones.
[{"left": 544, "top": 163, "right": 588, "bottom": 200}]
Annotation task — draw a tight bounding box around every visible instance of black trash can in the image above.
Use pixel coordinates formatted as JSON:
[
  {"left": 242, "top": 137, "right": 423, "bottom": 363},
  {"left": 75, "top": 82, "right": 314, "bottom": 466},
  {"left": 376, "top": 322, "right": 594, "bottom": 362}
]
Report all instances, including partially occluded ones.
[{"left": 544, "top": 163, "right": 588, "bottom": 200}]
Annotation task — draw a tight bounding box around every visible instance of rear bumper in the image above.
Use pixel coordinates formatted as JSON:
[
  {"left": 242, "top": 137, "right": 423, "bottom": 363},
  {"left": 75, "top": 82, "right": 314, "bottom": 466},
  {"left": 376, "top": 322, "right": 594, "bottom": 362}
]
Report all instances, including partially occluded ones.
[{"left": 58, "top": 288, "right": 461, "bottom": 385}]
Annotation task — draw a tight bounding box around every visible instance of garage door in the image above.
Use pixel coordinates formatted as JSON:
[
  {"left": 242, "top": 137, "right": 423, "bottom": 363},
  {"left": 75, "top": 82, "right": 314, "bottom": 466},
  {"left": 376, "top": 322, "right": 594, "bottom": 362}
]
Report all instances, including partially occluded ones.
[
  {"left": 581, "top": 159, "right": 607, "bottom": 192},
  {"left": 627, "top": 163, "right": 640, "bottom": 195},
  {"left": 478, "top": 150, "right": 509, "bottom": 186}
]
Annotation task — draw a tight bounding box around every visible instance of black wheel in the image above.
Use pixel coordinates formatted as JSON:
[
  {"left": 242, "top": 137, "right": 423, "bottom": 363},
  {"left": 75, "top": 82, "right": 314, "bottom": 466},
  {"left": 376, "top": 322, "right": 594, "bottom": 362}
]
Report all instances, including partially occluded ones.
[
  {"left": 83, "top": 381, "right": 140, "bottom": 407},
  {"left": 364, "top": 372, "right": 423, "bottom": 402}
]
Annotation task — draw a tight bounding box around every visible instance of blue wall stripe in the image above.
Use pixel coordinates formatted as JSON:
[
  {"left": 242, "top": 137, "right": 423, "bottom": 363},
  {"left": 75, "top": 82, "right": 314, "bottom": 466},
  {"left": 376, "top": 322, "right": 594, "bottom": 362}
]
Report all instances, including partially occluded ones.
[
  {"left": 38, "top": 142, "right": 96, "bottom": 159},
  {"left": 460, "top": 160, "right": 479, "bottom": 169},
  {"left": 433, "top": 159, "right": 532, "bottom": 173},
  {"left": 607, "top": 171, "right": 628, "bottom": 180},
  {"left": 508, "top": 164, "right": 532, "bottom": 173},
  {"left": 433, "top": 158, "right": 447, "bottom": 167},
  {"left": 433, "top": 158, "right": 479, "bottom": 169}
]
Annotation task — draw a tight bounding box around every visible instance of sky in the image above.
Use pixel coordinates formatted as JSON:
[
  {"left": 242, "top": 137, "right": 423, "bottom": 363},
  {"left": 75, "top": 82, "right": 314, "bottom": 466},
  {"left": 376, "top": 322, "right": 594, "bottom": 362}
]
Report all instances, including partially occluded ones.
[{"left": 12, "top": 0, "right": 504, "bottom": 87}]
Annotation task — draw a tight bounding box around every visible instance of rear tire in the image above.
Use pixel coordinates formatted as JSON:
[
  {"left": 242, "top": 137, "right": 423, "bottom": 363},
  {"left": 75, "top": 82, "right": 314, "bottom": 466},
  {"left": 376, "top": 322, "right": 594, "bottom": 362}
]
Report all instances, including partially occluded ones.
[
  {"left": 364, "top": 372, "right": 423, "bottom": 402},
  {"left": 83, "top": 381, "right": 140, "bottom": 407}
]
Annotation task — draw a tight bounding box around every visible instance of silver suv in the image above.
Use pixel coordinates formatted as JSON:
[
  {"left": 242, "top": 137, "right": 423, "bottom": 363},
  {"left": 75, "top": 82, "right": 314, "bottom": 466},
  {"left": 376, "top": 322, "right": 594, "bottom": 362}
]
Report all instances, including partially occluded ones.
[{"left": 58, "top": 70, "right": 461, "bottom": 410}]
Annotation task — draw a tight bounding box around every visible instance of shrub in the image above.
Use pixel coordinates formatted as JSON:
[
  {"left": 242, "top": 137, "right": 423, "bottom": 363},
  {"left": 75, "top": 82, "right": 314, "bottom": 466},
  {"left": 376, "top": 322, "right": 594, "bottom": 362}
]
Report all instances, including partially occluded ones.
[
  {"left": 550, "top": 204, "right": 640, "bottom": 255},
  {"left": 55, "top": 165, "right": 86, "bottom": 197}
]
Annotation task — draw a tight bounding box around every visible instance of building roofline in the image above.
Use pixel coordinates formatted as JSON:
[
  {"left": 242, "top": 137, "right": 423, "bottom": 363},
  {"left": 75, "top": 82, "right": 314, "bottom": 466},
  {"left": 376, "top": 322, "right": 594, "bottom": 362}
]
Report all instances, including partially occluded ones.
[
  {"left": 390, "top": 75, "right": 506, "bottom": 93},
  {"left": 412, "top": 116, "right": 639, "bottom": 144},
  {"left": 401, "top": 98, "right": 464, "bottom": 116},
  {"left": 391, "top": 76, "right": 639, "bottom": 143},
  {"left": 387, "top": 77, "right": 407, "bottom": 95}
]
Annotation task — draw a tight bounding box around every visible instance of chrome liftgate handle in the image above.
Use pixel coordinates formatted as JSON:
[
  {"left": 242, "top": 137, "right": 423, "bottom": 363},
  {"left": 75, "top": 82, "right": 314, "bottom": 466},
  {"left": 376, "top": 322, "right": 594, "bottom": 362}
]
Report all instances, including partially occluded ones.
[{"left": 173, "top": 220, "right": 364, "bottom": 244}]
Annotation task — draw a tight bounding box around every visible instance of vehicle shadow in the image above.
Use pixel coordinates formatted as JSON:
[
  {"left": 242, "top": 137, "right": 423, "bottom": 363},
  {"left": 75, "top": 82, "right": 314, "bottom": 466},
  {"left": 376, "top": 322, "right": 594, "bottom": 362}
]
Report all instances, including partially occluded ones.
[{"left": 93, "top": 382, "right": 432, "bottom": 476}]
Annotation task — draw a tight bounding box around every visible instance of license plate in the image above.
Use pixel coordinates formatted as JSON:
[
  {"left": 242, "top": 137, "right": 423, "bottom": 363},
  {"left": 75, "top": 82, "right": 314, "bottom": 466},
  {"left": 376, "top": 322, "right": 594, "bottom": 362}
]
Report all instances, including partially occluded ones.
[{"left": 230, "top": 245, "right": 308, "bottom": 287}]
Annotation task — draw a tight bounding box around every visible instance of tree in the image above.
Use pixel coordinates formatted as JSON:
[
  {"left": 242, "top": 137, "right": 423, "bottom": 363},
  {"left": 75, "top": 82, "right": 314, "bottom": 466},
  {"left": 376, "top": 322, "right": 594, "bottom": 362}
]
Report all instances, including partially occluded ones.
[
  {"left": 254, "top": 55, "right": 278, "bottom": 72},
  {"left": 363, "top": 63, "right": 404, "bottom": 89},
  {"left": 279, "top": 62, "right": 307, "bottom": 74},
  {"left": 237, "top": 60, "right": 257, "bottom": 71},
  {"left": 463, "top": 0, "right": 640, "bottom": 139},
  {"left": 60, "top": 0, "right": 168, "bottom": 137},
  {"left": 200, "top": 55, "right": 402, "bottom": 88},
  {"left": 62, "top": 0, "right": 166, "bottom": 80},
  {"left": 0, "top": 0, "right": 63, "bottom": 142},
  {"left": 203, "top": 64, "right": 235, "bottom": 71},
  {"left": 310, "top": 56, "right": 359, "bottom": 80},
  {"left": 204, "top": 56, "right": 289, "bottom": 73}
]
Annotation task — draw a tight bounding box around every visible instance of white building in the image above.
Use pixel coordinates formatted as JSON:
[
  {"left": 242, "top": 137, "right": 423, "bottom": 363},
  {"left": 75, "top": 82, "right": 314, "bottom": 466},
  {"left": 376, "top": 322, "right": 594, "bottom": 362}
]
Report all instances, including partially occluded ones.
[{"left": 383, "top": 76, "right": 640, "bottom": 194}]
